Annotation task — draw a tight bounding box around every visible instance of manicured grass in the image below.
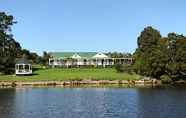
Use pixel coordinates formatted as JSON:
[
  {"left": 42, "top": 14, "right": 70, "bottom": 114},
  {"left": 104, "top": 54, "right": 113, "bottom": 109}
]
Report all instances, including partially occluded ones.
[{"left": 0, "top": 68, "right": 140, "bottom": 81}]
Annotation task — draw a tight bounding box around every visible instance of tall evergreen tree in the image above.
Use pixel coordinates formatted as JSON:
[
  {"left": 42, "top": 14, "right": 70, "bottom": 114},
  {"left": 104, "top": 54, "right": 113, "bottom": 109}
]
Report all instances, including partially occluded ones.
[
  {"left": 0, "top": 12, "right": 21, "bottom": 74},
  {"left": 134, "top": 27, "right": 186, "bottom": 80},
  {"left": 133, "top": 26, "right": 163, "bottom": 78}
]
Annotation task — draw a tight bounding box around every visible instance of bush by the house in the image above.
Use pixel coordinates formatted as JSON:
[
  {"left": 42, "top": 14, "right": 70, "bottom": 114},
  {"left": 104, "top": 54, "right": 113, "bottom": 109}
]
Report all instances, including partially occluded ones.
[{"left": 160, "top": 75, "right": 172, "bottom": 84}]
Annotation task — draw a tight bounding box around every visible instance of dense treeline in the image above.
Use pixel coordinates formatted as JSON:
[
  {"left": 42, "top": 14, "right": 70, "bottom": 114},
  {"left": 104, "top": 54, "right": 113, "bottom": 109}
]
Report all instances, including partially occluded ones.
[
  {"left": 106, "top": 52, "right": 132, "bottom": 58},
  {"left": 0, "top": 12, "right": 50, "bottom": 74},
  {"left": 21, "top": 49, "right": 50, "bottom": 65},
  {"left": 133, "top": 26, "right": 186, "bottom": 80}
]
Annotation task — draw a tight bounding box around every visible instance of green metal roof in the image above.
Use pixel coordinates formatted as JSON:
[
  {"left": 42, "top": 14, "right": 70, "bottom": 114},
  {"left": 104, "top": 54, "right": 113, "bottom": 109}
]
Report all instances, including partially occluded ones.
[{"left": 50, "top": 52, "right": 97, "bottom": 59}]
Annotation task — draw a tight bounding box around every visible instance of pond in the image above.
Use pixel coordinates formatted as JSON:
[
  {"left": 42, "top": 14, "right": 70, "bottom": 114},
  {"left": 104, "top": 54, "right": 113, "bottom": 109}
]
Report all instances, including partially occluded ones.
[{"left": 0, "top": 87, "right": 186, "bottom": 118}]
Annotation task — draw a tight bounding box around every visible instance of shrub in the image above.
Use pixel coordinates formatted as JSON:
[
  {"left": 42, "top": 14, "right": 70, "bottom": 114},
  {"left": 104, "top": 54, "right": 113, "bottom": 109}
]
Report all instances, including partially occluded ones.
[
  {"left": 115, "top": 64, "right": 124, "bottom": 73},
  {"left": 115, "top": 64, "right": 134, "bottom": 74},
  {"left": 123, "top": 65, "right": 133, "bottom": 74},
  {"left": 160, "top": 75, "right": 172, "bottom": 84}
]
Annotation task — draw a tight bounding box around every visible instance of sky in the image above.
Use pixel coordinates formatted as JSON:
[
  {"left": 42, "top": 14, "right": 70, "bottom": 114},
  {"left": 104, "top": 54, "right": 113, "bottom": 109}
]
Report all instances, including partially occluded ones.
[{"left": 0, "top": 0, "right": 186, "bottom": 55}]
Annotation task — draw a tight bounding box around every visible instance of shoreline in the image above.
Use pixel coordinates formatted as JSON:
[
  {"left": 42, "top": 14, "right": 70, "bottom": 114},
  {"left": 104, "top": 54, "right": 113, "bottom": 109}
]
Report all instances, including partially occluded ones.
[{"left": 0, "top": 79, "right": 161, "bottom": 88}]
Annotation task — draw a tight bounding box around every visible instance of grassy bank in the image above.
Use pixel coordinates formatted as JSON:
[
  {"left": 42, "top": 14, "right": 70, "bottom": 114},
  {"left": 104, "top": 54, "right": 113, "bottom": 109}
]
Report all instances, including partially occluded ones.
[{"left": 0, "top": 68, "right": 140, "bottom": 81}]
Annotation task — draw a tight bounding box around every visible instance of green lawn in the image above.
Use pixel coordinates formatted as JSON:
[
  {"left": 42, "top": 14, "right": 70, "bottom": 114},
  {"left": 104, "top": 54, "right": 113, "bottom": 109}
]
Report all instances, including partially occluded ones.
[{"left": 0, "top": 68, "right": 140, "bottom": 81}]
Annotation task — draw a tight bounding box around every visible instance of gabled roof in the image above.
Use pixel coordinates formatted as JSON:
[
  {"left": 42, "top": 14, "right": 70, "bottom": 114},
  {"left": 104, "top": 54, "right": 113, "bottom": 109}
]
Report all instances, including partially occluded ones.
[
  {"left": 71, "top": 53, "right": 81, "bottom": 59},
  {"left": 93, "top": 52, "right": 108, "bottom": 58},
  {"left": 16, "top": 58, "right": 30, "bottom": 65},
  {"left": 50, "top": 52, "right": 97, "bottom": 59}
]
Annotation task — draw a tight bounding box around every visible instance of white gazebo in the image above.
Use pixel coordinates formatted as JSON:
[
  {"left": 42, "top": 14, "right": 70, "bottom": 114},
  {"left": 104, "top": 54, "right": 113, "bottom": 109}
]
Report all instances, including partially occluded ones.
[{"left": 15, "top": 58, "right": 32, "bottom": 75}]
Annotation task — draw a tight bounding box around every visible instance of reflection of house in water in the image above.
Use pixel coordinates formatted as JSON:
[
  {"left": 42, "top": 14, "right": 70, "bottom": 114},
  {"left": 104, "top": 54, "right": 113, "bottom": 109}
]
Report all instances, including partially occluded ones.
[
  {"left": 49, "top": 52, "right": 132, "bottom": 68},
  {"left": 15, "top": 58, "right": 32, "bottom": 75}
]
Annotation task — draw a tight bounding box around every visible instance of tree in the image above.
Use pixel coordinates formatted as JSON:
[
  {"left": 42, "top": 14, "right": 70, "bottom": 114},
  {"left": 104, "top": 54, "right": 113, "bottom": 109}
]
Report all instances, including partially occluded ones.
[
  {"left": 42, "top": 51, "right": 50, "bottom": 66},
  {"left": 0, "top": 12, "right": 50, "bottom": 74},
  {"left": 106, "top": 52, "right": 132, "bottom": 58},
  {"left": 133, "top": 26, "right": 163, "bottom": 78},
  {"left": 0, "top": 12, "right": 21, "bottom": 74},
  {"left": 133, "top": 27, "right": 186, "bottom": 80},
  {"left": 166, "top": 33, "right": 186, "bottom": 80}
]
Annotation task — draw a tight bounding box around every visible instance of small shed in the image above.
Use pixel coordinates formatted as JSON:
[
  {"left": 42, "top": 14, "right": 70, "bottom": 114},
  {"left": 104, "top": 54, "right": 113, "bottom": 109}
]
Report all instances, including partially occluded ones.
[{"left": 15, "top": 58, "right": 32, "bottom": 75}]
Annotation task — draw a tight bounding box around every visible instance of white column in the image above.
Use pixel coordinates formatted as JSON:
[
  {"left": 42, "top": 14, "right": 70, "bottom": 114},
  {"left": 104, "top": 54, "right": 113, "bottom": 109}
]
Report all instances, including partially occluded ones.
[
  {"left": 96, "top": 58, "right": 98, "bottom": 67},
  {"left": 103, "top": 59, "right": 105, "bottom": 68},
  {"left": 23, "top": 64, "right": 25, "bottom": 72},
  {"left": 15, "top": 65, "right": 16, "bottom": 70},
  {"left": 29, "top": 64, "right": 30, "bottom": 71},
  {"left": 15, "top": 64, "right": 18, "bottom": 74}
]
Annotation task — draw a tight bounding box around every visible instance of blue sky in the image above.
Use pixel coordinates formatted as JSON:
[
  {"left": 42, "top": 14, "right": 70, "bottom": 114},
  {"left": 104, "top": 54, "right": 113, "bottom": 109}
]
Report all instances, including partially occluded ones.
[{"left": 1, "top": 0, "right": 186, "bottom": 55}]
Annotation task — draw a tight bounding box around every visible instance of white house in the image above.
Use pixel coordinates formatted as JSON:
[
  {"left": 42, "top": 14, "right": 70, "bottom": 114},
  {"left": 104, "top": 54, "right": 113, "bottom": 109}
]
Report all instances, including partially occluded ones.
[{"left": 49, "top": 52, "right": 132, "bottom": 68}]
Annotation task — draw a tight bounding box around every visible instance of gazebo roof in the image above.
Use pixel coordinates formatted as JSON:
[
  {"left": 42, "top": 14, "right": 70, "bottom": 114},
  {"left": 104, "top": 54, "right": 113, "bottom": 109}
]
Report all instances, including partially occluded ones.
[{"left": 16, "top": 58, "right": 30, "bottom": 65}]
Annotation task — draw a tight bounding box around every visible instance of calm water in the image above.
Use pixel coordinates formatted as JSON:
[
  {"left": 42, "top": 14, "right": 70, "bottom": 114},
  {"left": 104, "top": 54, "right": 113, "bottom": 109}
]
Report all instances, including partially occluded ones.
[{"left": 0, "top": 87, "right": 186, "bottom": 118}]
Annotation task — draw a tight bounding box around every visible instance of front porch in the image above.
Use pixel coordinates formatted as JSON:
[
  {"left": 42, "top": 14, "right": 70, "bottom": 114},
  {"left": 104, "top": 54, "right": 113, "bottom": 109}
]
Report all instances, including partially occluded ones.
[{"left": 49, "top": 58, "right": 132, "bottom": 68}]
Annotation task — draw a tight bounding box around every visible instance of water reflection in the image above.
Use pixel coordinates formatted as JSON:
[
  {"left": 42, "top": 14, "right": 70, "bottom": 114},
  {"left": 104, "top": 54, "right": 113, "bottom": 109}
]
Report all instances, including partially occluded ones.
[
  {"left": 136, "top": 88, "right": 186, "bottom": 118},
  {"left": 0, "top": 88, "right": 16, "bottom": 118},
  {"left": 0, "top": 87, "right": 186, "bottom": 118}
]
